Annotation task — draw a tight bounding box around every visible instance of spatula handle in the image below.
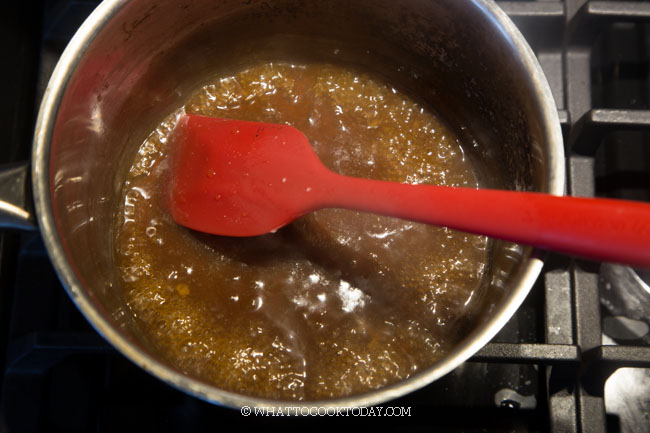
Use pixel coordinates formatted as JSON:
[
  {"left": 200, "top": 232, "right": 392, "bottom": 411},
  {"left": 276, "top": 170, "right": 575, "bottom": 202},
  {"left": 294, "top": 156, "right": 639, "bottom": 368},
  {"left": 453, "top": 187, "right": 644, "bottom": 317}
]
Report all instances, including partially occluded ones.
[{"left": 320, "top": 174, "right": 650, "bottom": 267}]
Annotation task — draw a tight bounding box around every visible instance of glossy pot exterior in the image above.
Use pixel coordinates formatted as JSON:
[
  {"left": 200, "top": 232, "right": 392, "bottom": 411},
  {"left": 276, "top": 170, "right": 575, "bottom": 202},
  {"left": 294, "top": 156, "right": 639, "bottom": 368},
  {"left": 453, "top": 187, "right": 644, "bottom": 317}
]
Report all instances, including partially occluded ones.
[{"left": 32, "top": 0, "right": 564, "bottom": 408}]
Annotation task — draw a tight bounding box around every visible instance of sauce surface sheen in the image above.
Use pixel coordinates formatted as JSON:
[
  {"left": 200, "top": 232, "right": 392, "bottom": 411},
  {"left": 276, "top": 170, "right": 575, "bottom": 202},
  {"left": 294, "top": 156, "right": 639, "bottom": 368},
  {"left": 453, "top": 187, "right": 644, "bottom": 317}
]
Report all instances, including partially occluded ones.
[{"left": 115, "top": 62, "right": 490, "bottom": 400}]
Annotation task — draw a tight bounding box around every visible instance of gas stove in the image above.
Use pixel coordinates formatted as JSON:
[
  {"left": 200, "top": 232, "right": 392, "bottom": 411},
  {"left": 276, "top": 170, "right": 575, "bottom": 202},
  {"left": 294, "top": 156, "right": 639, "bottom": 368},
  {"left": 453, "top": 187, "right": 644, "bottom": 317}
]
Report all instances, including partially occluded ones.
[{"left": 1, "top": 1, "right": 649, "bottom": 431}]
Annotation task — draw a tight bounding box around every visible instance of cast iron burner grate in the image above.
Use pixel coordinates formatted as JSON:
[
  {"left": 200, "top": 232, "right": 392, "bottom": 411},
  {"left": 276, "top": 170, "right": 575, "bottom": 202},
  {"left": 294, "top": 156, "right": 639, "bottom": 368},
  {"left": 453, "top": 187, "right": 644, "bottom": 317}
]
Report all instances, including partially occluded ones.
[{"left": 1, "top": 1, "right": 649, "bottom": 432}]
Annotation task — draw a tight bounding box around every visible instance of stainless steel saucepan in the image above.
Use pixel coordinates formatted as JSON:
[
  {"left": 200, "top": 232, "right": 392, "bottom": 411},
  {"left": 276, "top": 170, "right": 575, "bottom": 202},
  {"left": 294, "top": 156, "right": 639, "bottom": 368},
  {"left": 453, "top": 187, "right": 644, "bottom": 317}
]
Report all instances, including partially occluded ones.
[{"left": 1, "top": 0, "right": 563, "bottom": 408}]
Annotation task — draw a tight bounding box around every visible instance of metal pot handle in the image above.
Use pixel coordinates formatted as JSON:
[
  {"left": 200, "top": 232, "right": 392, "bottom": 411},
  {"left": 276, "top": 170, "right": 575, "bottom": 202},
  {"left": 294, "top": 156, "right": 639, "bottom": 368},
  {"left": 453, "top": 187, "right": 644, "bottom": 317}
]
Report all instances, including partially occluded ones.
[{"left": 0, "top": 162, "right": 36, "bottom": 230}]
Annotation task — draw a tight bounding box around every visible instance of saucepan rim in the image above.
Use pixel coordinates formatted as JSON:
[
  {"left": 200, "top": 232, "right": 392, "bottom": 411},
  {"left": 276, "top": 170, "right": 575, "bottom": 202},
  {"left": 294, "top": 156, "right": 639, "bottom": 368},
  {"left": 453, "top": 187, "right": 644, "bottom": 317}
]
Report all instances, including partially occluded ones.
[{"left": 31, "top": 0, "right": 564, "bottom": 408}]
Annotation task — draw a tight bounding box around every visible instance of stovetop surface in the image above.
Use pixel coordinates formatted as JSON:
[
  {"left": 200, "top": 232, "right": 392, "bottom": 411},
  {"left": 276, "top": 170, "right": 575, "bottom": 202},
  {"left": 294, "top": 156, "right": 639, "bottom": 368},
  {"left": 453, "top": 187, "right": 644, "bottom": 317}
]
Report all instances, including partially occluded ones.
[{"left": 1, "top": 1, "right": 649, "bottom": 432}]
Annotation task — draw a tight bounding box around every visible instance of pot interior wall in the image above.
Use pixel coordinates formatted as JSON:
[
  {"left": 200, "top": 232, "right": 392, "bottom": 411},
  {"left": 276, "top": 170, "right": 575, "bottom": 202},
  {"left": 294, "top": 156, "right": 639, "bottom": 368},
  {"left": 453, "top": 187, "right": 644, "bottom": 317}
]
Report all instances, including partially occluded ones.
[{"left": 48, "top": 0, "right": 550, "bottom": 385}]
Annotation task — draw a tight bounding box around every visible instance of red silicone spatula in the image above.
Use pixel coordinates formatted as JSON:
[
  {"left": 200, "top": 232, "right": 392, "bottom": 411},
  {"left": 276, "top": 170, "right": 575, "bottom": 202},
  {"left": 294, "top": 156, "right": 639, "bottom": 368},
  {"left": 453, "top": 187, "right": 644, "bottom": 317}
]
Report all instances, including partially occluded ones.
[{"left": 169, "top": 114, "right": 650, "bottom": 268}]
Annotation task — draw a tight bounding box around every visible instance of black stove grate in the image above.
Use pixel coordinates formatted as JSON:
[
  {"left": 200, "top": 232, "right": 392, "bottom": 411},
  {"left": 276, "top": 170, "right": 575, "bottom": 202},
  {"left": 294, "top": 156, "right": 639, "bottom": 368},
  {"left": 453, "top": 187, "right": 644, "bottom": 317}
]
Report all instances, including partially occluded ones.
[{"left": 1, "top": 1, "right": 649, "bottom": 432}]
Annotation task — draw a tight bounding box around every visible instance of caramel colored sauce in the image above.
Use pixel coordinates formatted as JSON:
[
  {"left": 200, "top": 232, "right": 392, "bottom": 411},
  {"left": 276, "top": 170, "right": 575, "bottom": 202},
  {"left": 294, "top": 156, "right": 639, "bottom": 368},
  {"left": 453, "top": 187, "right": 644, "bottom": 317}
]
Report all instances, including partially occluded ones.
[{"left": 115, "top": 62, "right": 490, "bottom": 400}]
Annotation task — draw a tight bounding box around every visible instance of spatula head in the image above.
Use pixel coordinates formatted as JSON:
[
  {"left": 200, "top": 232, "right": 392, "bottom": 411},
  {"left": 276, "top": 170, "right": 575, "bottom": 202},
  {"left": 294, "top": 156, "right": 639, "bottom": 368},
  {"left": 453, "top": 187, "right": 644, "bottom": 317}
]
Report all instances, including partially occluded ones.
[{"left": 169, "top": 114, "right": 328, "bottom": 236}]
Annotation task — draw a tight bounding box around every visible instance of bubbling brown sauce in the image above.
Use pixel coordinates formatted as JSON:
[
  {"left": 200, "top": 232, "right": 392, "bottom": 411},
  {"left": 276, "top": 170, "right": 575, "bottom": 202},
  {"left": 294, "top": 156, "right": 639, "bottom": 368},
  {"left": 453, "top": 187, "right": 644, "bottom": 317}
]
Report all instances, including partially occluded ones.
[{"left": 115, "top": 62, "right": 490, "bottom": 400}]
